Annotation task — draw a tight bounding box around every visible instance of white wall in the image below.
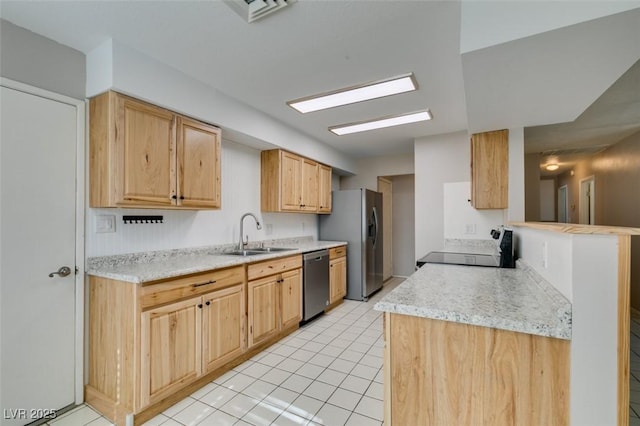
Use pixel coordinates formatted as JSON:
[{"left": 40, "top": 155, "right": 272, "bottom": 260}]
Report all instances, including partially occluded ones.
[
  {"left": 0, "top": 19, "right": 85, "bottom": 99},
  {"left": 570, "top": 234, "right": 619, "bottom": 426},
  {"left": 86, "top": 140, "right": 317, "bottom": 257},
  {"left": 391, "top": 175, "right": 415, "bottom": 277},
  {"left": 340, "top": 153, "right": 414, "bottom": 191},
  {"left": 443, "top": 182, "right": 504, "bottom": 240},
  {"left": 514, "top": 225, "right": 621, "bottom": 426},
  {"left": 515, "top": 227, "right": 573, "bottom": 301},
  {"left": 507, "top": 126, "right": 525, "bottom": 222},
  {"left": 86, "top": 39, "right": 356, "bottom": 174},
  {"left": 414, "top": 131, "right": 503, "bottom": 259}
]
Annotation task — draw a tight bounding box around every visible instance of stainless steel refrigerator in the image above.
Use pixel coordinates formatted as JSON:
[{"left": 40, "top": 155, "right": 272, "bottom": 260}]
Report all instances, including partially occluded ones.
[{"left": 319, "top": 189, "right": 383, "bottom": 301}]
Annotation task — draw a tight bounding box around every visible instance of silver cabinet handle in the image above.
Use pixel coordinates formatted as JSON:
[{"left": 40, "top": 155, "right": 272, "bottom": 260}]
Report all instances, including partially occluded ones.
[{"left": 49, "top": 266, "right": 72, "bottom": 278}]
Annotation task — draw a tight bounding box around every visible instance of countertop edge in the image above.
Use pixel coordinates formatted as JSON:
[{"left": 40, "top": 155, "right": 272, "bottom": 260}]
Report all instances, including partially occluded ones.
[
  {"left": 86, "top": 240, "right": 348, "bottom": 284},
  {"left": 373, "top": 260, "right": 572, "bottom": 341},
  {"left": 374, "top": 301, "right": 571, "bottom": 340}
]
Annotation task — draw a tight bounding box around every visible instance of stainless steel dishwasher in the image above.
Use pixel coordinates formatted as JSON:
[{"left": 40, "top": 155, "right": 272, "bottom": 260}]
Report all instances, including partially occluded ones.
[{"left": 302, "top": 249, "right": 330, "bottom": 322}]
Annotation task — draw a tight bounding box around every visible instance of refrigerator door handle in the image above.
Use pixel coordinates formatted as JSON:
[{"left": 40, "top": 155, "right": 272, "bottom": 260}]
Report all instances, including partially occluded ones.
[{"left": 372, "top": 206, "right": 379, "bottom": 248}]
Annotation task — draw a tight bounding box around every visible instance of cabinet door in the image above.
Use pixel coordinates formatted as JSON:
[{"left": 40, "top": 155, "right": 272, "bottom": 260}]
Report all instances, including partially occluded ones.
[
  {"left": 280, "top": 151, "right": 302, "bottom": 211},
  {"left": 280, "top": 269, "right": 302, "bottom": 330},
  {"left": 202, "top": 284, "right": 245, "bottom": 374},
  {"left": 117, "top": 95, "right": 176, "bottom": 206},
  {"left": 248, "top": 276, "right": 280, "bottom": 348},
  {"left": 329, "top": 257, "right": 347, "bottom": 304},
  {"left": 301, "top": 158, "right": 319, "bottom": 212},
  {"left": 140, "top": 297, "right": 202, "bottom": 407},
  {"left": 177, "top": 117, "right": 221, "bottom": 208},
  {"left": 470, "top": 129, "right": 508, "bottom": 209},
  {"left": 318, "top": 164, "right": 332, "bottom": 213}
]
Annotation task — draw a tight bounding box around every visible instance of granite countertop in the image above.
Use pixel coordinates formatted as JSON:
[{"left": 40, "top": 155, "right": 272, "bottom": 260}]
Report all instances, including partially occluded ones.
[
  {"left": 374, "top": 260, "right": 571, "bottom": 340},
  {"left": 86, "top": 237, "right": 347, "bottom": 284}
]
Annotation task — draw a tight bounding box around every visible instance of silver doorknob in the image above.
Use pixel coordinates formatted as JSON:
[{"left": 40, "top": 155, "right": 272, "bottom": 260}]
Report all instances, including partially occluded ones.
[{"left": 49, "top": 266, "right": 72, "bottom": 278}]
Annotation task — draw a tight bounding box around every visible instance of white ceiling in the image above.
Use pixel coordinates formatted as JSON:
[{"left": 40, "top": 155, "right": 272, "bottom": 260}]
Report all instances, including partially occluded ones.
[{"left": 1, "top": 1, "right": 639, "bottom": 160}]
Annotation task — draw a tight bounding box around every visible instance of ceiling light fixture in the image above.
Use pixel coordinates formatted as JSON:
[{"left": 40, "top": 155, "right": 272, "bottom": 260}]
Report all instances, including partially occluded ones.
[
  {"left": 545, "top": 163, "right": 560, "bottom": 171},
  {"left": 329, "top": 110, "right": 432, "bottom": 136},
  {"left": 287, "top": 73, "right": 418, "bottom": 113}
]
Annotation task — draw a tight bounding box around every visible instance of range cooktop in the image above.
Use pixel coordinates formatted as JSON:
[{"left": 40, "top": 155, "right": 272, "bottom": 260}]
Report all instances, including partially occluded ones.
[{"left": 416, "top": 251, "right": 500, "bottom": 268}]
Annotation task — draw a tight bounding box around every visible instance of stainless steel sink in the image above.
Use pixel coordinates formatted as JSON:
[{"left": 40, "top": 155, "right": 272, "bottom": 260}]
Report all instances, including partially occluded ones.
[
  {"left": 254, "top": 247, "right": 295, "bottom": 252},
  {"left": 223, "top": 247, "right": 295, "bottom": 256},
  {"left": 224, "top": 250, "right": 265, "bottom": 256}
]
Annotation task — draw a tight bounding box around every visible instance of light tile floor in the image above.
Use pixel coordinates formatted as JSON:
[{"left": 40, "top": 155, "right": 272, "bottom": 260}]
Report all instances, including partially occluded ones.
[
  {"left": 58, "top": 279, "right": 640, "bottom": 426},
  {"left": 45, "top": 278, "right": 404, "bottom": 426}
]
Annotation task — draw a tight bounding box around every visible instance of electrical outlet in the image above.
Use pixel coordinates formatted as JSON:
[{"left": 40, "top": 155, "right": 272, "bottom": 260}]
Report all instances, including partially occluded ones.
[
  {"left": 465, "top": 224, "right": 476, "bottom": 234},
  {"left": 95, "top": 215, "right": 116, "bottom": 233},
  {"left": 265, "top": 224, "right": 273, "bottom": 235},
  {"left": 541, "top": 241, "right": 548, "bottom": 268}
]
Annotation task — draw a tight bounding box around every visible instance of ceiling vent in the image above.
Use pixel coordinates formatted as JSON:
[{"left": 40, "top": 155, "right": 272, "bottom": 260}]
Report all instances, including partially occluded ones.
[{"left": 224, "top": 0, "right": 296, "bottom": 23}]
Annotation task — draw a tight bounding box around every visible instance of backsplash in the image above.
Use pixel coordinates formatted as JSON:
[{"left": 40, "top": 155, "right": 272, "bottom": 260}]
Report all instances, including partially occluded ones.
[
  {"left": 86, "top": 235, "right": 315, "bottom": 269},
  {"left": 85, "top": 140, "right": 319, "bottom": 257}
]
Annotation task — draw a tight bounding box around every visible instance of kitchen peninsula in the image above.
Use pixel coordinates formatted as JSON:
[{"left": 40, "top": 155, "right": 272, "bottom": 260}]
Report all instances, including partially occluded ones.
[{"left": 376, "top": 223, "right": 640, "bottom": 426}]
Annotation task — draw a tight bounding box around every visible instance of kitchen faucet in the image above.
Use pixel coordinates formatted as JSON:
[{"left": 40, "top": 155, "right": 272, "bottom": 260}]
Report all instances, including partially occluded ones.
[{"left": 238, "top": 212, "right": 262, "bottom": 250}]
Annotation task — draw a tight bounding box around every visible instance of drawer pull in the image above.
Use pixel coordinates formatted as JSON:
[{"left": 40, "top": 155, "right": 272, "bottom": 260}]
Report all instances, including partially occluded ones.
[{"left": 192, "top": 279, "right": 217, "bottom": 288}]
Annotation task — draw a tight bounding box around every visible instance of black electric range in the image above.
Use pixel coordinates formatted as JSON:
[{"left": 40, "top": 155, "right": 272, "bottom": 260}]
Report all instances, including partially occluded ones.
[{"left": 416, "top": 251, "right": 500, "bottom": 268}]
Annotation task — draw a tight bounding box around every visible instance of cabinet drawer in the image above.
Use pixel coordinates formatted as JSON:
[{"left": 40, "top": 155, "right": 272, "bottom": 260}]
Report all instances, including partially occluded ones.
[
  {"left": 247, "top": 255, "right": 302, "bottom": 281},
  {"left": 140, "top": 266, "right": 244, "bottom": 310},
  {"left": 329, "top": 246, "right": 347, "bottom": 260}
]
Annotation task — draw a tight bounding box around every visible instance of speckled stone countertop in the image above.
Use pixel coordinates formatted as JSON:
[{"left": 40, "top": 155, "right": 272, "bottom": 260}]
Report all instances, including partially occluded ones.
[
  {"left": 374, "top": 259, "right": 571, "bottom": 340},
  {"left": 86, "top": 236, "right": 347, "bottom": 284}
]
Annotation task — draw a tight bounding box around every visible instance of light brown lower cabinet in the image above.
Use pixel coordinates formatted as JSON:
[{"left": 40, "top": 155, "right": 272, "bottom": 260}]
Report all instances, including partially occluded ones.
[
  {"left": 247, "top": 255, "right": 303, "bottom": 348},
  {"left": 384, "top": 312, "right": 570, "bottom": 426},
  {"left": 86, "top": 266, "right": 253, "bottom": 426},
  {"left": 86, "top": 256, "right": 305, "bottom": 426},
  {"left": 139, "top": 283, "right": 246, "bottom": 407},
  {"left": 328, "top": 246, "right": 347, "bottom": 307},
  {"left": 329, "top": 257, "right": 346, "bottom": 304}
]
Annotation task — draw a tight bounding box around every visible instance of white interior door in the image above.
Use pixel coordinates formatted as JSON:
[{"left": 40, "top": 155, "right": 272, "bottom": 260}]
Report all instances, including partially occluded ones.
[{"left": 1, "top": 85, "right": 81, "bottom": 425}]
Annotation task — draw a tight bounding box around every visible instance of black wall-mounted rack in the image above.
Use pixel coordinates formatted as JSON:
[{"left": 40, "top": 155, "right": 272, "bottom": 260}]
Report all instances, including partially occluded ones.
[{"left": 123, "top": 215, "right": 163, "bottom": 224}]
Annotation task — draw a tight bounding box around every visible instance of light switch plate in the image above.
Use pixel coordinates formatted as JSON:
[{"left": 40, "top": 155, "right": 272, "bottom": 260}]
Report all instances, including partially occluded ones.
[{"left": 95, "top": 215, "right": 116, "bottom": 233}]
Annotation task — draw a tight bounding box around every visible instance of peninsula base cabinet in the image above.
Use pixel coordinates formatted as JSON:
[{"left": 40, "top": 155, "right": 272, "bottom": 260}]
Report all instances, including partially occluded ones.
[{"left": 383, "top": 313, "right": 570, "bottom": 426}]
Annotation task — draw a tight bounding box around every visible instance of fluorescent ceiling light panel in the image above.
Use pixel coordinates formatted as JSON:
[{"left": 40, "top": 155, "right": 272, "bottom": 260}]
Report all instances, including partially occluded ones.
[
  {"left": 329, "top": 110, "right": 432, "bottom": 136},
  {"left": 288, "top": 73, "right": 418, "bottom": 113}
]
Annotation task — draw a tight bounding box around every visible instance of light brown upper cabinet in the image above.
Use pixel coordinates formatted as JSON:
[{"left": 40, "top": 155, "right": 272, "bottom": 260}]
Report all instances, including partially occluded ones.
[
  {"left": 470, "top": 129, "right": 508, "bottom": 209},
  {"left": 261, "top": 149, "right": 332, "bottom": 214},
  {"left": 89, "top": 91, "right": 221, "bottom": 209},
  {"left": 318, "top": 164, "right": 332, "bottom": 213}
]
